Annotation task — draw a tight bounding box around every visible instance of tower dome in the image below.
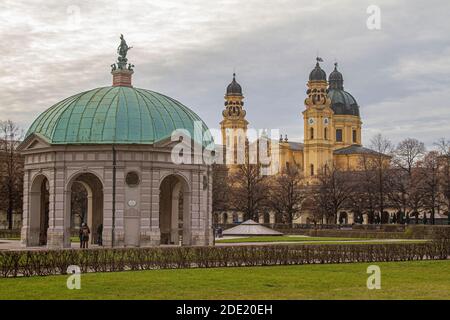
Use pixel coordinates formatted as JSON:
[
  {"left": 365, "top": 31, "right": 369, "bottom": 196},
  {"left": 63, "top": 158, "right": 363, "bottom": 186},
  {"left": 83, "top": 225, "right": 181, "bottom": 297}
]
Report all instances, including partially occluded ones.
[
  {"left": 327, "top": 63, "right": 360, "bottom": 117},
  {"left": 226, "top": 73, "right": 243, "bottom": 96},
  {"left": 309, "top": 58, "right": 327, "bottom": 81},
  {"left": 328, "top": 63, "right": 344, "bottom": 89}
]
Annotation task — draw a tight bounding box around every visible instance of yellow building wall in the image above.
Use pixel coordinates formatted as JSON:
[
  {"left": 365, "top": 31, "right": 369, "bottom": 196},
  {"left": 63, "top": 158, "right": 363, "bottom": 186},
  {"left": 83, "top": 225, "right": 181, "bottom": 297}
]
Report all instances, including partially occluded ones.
[{"left": 333, "top": 115, "right": 362, "bottom": 149}]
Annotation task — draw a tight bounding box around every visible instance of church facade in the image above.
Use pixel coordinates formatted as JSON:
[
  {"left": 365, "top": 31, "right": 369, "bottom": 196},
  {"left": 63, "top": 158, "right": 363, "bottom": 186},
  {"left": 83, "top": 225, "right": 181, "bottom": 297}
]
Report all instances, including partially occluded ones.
[{"left": 219, "top": 59, "right": 382, "bottom": 224}]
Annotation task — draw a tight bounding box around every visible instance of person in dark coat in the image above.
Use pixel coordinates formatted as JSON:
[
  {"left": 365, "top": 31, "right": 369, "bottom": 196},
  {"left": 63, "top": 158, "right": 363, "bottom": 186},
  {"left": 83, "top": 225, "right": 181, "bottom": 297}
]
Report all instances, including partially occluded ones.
[{"left": 80, "top": 223, "right": 91, "bottom": 249}]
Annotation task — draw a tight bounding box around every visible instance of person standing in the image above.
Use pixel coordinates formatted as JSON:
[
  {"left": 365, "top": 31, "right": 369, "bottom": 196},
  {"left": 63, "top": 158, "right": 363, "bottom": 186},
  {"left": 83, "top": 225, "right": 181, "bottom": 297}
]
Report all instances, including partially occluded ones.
[{"left": 80, "top": 223, "right": 90, "bottom": 249}]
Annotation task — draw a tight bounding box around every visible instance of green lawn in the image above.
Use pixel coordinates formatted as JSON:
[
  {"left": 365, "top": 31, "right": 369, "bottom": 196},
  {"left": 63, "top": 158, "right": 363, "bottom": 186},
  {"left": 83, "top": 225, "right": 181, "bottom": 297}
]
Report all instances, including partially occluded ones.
[
  {"left": 216, "top": 236, "right": 427, "bottom": 244},
  {"left": 0, "top": 260, "right": 448, "bottom": 299}
]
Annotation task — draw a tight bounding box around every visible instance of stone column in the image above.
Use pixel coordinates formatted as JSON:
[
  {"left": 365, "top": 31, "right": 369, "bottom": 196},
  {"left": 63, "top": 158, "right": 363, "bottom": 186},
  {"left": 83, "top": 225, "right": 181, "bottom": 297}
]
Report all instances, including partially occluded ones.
[
  {"left": 170, "top": 182, "right": 181, "bottom": 245},
  {"left": 148, "top": 170, "right": 161, "bottom": 245},
  {"left": 139, "top": 168, "right": 153, "bottom": 246},
  {"left": 20, "top": 170, "right": 30, "bottom": 247},
  {"left": 363, "top": 214, "right": 369, "bottom": 225},
  {"left": 113, "top": 166, "right": 125, "bottom": 246},
  {"left": 348, "top": 212, "right": 355, "bottom": 224},
  {"left": 102, "top": 167, "right": 114, "bottom": 247},
  {"left": 47, "top": 169, "right": 66, "bottom": 249},
  {"left": 188, "top": 171, "right": 203, "bottom": 246}
]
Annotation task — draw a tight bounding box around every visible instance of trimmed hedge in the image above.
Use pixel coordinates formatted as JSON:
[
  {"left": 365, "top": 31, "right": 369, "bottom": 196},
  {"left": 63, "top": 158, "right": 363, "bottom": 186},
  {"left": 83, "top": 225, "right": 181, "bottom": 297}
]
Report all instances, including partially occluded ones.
[{"left": 0, "top": 241, "right": 448, "bottom": 278}]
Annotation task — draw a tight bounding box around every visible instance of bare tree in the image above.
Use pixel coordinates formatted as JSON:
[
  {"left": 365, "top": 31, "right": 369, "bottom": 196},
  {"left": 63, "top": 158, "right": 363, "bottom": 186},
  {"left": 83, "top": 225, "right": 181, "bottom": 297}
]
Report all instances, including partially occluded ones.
[
  {"left": 0, "top": 120, "right": 24, "bottom": 229},
  {"left": 421, "top": 151, "right": 441, "bottom": 224},
  {"left": 369, "top": 134, "right": 393, "bottom": 223},
  {"left": 388, "top": 138, "right": 427, "bottom": 222},
  {"left": 393, "top": 138, "right": 426, "bottom": 175},
  {"left": 357, "top": 155, "right": 378, "bottom": 223},
  {"left": 267, "top": 165, "right": 308, "bottom": 224},
  {"left": 435, "top": 138, "right": 450, "bottom": 218},
  {"left": 228, "top": 162, "right": 269, "bottom": 221},
  {"left": 212, "top": 164, "right": 230, "bottom": 224},
  {"left": 313, "top": 165, "right": 356, "bottom": 224}
]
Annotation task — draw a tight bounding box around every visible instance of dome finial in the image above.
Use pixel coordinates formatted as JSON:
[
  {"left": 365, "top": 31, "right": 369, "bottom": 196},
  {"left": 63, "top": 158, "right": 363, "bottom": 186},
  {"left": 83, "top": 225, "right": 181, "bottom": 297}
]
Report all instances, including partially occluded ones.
[
  {"left": 113, "top": 34, "right": 133, "bottom": 70},
  {"left": 226, "top": 71, "right": 243, "bottom": 96},
  {"left": 328, "top": 61, "right": 344, "bottom": 90},
  {"left": 111, "top": 34, "right": 134, "bottom": 87},
  {"left": 309, "top": 57, "right": 326, "bottom": 81},
  {"left": 316, "top": 56, "right": 324, "bottom": 65}
]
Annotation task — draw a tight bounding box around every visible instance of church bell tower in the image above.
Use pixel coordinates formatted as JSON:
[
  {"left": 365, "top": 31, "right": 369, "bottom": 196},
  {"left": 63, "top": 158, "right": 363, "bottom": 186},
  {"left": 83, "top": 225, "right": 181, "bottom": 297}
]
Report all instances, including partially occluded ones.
[
  {"left": 302, "top": 58, "right": 334, "bottom": 179},
  {"left": 220, "top": 73, "right": 248, "bottom": 165}
]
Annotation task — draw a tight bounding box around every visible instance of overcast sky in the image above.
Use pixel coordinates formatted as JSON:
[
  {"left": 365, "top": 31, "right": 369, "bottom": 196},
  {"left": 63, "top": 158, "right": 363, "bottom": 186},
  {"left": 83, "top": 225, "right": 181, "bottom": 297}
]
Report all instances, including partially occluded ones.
[{"left": 0, "top": 0, "right": 449, "bottom": 148}]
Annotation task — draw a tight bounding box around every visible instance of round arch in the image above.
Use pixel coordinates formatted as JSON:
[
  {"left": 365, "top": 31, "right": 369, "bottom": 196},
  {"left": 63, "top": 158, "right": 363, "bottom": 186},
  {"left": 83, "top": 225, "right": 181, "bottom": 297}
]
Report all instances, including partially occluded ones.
[
  {"left": 28, "top": 174, "right": 50, "bottom": 246},
  {"left": 64, "top": 171, "right": 104, "bottom": 247},
  {"left": 159, "top": 173, "right": 192, "bottom": 246},
  {"left": 65, "top": 170, "right": 104, "bottom": 192},
  {"left": 159, "top": 171, "right": 191, "bottom": 192}
]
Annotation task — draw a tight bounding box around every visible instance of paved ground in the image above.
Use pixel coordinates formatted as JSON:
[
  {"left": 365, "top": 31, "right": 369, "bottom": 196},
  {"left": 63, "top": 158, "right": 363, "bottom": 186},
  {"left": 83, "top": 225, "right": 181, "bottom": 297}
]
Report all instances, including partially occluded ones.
[
  {"left": 0, "top": 240, "right": 102, "bottom": 251},
  {"left": 214, "top": 238, "right": 427, "bottom": 246},
  {"left": 0, "top": 237, "right": 426, "bottom": 250}
]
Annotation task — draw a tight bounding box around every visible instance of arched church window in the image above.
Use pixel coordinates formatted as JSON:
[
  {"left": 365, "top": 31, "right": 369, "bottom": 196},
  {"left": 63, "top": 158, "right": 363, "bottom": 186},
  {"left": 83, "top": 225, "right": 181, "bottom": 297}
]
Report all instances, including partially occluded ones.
[
  {"left": 310, "top": 127, "right": 314, "bottom": 139},
  {"left": 352, "top": 129, "right": 357, "bottom": 143},
  {"left": 310, "top": 164, "right": 314, "bottom": 176},
  {"left": 324, "top": 128, "right": 328, "bottom": 140}
]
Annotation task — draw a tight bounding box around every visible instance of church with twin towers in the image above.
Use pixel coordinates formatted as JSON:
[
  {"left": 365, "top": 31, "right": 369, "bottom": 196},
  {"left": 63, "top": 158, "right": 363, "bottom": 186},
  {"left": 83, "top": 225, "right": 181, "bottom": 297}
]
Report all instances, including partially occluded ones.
[{"left": 219, "top": 58, "right": 382, "bottom": 224}]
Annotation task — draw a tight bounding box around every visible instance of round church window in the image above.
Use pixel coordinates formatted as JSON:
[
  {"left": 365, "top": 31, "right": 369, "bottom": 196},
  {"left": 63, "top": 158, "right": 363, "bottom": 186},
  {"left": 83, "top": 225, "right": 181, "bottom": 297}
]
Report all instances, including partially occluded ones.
[{"left": 126, "top": 172, "right": 140, "bottom": 187}]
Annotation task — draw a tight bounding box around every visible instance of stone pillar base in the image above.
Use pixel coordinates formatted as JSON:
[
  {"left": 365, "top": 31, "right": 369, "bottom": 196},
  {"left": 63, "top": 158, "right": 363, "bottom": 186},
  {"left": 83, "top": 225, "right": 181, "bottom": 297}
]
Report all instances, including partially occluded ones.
[
  {"left": 102, "top": 227, "right": 125, "bottom": 248},
  {"left": 20, "top": 226, "right": 29, "bottom": 247},
  {"left": 47, "top": 228, "right": 67, "bottom": 249},
  {"left": 189, "top": 228, "right": 211, "bottom": 246},
  {"left": 139, "top": 228, "right": 161, "bottom": 247}
]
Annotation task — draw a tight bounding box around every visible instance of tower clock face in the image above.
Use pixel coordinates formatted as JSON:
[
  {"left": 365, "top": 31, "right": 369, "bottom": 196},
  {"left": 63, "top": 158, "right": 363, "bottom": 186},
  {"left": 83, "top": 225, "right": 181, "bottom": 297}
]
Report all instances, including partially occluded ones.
[
  {"left": 308, "top": 118, "right": 315, "bottom": 125},
  {"left": 323, "top": 117, "right": 329, "bottom": 125}
]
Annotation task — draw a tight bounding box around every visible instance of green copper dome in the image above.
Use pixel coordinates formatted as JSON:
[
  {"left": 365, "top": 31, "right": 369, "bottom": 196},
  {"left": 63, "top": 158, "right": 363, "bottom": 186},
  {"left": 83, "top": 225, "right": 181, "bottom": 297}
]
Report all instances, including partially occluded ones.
[{"left": 26, "top": 86, "right": 212, "bottom": 146}]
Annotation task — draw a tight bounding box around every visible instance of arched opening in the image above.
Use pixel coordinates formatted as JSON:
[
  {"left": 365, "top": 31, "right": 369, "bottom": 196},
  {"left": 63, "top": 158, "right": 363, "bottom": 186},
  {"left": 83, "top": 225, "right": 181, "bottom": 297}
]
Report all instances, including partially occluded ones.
[
  {"left": 263, "top": 211, "right": 271, "bottom": 224},
  {"left": 339, "top": 211, "right": 348, "bottom": 224},
  {"left": 310, "top": 127, "right": 314, "bottom": 139},
  {"left": 67, "top": 173, "right": 104, "bottom": 247},
  {"left": 159, "top": 174, "right": 191, "bottom": 245},
  {"left": 381, "top": 211, "right": 390, "bottom": 224},
  {"left": 324, "top": 127, "right": 328, "bottom": 140},
  {"left": 222, "top": 212, "right": 228, "bottom": 224},
  {"left": 28, "top": 175, "right": 49, "bottom": 246}
]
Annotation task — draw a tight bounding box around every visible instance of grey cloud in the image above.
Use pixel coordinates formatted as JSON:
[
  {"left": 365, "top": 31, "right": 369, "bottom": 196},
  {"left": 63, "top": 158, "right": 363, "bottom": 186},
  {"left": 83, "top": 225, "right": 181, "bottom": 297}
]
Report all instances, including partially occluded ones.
[{"left": 0, "top": 0, "right": 449, "bottom": 147}]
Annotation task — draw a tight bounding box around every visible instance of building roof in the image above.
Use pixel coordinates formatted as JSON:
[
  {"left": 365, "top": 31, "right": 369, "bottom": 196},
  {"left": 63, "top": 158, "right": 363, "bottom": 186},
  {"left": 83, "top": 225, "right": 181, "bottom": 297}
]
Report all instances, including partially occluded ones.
[
  {"left": 222, "top": 219, "right": 283, "bottom": 236},
  {"left": 328, "top": 63, "right": 344, "bottom": 90},
  {"left": 309, "top": 61, "right": 327, "bottom": 81},
  {"left": 226, "top": 73, "right": 243, "bottom": 96},
  {"left": 327, "top": 63, "right": 360, "bottom": 116},
  {"left": 328, "top": 89, "right": 360, "bottom": 116},
  {"left": 288, "top": 141, "right": 304, "bottom": 151},
  {"left": 333, "top": 145, "right": 381, "bottom": 155},
  {"left": 26, "top": 86, "right": 211, "bottom": 146}
]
